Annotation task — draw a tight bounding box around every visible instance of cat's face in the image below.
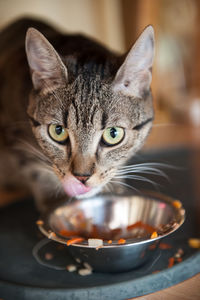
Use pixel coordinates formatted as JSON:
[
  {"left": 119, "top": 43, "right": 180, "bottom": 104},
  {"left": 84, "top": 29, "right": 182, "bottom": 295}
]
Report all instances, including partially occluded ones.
[{"left": 26, "top": 26, "right": 154, "bottom": 198}]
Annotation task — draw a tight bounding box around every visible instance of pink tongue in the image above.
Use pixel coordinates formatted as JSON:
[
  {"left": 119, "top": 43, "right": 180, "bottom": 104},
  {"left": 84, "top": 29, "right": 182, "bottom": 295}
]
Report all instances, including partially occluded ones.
[{"left": 62, "top": 175, "right": 91, "bottom": 197}]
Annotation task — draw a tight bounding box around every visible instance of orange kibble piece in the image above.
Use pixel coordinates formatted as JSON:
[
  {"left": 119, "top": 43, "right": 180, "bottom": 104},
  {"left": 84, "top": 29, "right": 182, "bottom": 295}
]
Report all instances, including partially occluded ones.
[
  {"left": 188, "top": 238, "right": 200, "bottom": 249},
  {"left": 36, "top": 220, "right": 44, "bottom": 225},
  {"left": 127, "top": 221, "right": 142, "bottom": 230},
  {"left": 59, "top": 229, "right": 79, "bottom": 237},
  {"left": 48, "top": 231, "right": 57, "bottom": 239},
  {"left": 176, "top": 257, "right": 183, "bottom": 263},
  {"left": 67, "top": 237, "right": 84, "bottom": 246},
  {"left": 118, "top": 238, "right": 126, "bottom": 244},
  {"left": 127, "top": 221, "right": 156, "bottom": 234},
  {"left": 151, "top": 231, "right": 158, "bottom": 239},
  {"left": 173, "top": 200, "right": 182, "bottom": 209},
  {"left": 168, "top": 257, "right": 175, "bottom": 268},
  {"left": 107, "top": 240, "right": 112, "bottom": 244}
]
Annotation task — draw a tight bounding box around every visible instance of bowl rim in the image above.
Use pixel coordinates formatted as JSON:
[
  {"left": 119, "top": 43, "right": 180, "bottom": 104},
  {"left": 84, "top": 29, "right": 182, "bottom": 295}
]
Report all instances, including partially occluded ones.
[{"left": 37, "top": 191, "right": 185, "bottom": 249}]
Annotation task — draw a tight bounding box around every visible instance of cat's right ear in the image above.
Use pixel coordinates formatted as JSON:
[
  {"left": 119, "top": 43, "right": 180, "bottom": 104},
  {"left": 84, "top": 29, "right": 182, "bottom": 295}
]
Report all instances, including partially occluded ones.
[
  {"left": 112, "top": 26, "right": 154, "bottom": 98},
  {"left": 25, "top": 28, "right": 68, "bottom": 92}
]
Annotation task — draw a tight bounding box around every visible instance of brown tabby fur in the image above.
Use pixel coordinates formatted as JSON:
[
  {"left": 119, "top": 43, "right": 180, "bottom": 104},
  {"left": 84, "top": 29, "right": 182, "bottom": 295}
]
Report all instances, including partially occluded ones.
[{"left": 0, "top": 18, "right": 154, "bottom": 212}]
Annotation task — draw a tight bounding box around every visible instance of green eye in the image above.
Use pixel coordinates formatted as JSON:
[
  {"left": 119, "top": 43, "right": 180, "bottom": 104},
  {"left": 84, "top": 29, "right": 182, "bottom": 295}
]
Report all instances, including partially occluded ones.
[
  {"left": 102, "top": 127, "right": 125, "bottom": 146},
  {"left": 48, "top": 124, "right": 68, "bottom": 143}
]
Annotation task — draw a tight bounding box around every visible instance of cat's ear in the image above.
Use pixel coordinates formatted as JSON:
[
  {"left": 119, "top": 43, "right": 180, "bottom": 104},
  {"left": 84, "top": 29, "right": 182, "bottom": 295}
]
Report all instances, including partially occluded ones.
[
  {"left": 112, "top": 26, "right": 154, "bottom": 98},
  {"left": 25, "top": 28, "right": 68, "bottom": 92}
]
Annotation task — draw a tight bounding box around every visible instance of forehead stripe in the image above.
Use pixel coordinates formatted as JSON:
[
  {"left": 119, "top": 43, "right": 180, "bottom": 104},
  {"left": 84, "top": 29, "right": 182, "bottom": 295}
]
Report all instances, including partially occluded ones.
[
  {"left": 63, "top": 110, "right": 68, "bottom": 128},
  {"left": 101, "top": 112, "right": 107, "bottom": 130}
]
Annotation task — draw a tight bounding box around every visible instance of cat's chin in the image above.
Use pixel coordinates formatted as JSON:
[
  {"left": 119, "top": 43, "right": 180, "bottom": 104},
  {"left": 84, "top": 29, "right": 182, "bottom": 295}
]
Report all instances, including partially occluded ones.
[{"left": 74, "top": 186, "right": 103, "bottom": 199}]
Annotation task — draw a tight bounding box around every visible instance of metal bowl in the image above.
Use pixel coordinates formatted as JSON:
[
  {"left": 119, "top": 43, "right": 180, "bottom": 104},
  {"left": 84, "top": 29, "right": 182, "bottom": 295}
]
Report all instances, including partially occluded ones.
[{"left": 38, "top": 192, "right": 185, "bottom": 272}]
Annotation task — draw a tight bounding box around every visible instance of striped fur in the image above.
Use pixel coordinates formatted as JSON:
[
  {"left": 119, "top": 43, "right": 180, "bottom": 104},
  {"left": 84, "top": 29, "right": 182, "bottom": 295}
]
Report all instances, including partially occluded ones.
[{"left": 0, "top": 18, "right": 154, "bottom": 211}]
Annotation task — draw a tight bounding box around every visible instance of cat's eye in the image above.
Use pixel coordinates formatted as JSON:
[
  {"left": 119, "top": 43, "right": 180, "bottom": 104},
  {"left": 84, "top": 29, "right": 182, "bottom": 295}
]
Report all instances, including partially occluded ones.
[
  {"left": 102, "top": 127, "right": 125, "bottom": 146},
  {"left": 48, "top": 124, "right": 68, "bottom": 143}
]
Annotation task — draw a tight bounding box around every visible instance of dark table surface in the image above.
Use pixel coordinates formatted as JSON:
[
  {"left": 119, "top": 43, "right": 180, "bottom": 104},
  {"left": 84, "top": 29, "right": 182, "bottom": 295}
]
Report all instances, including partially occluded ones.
[{"left": 0, "top": 147, "right": 199, "bottom": 300}]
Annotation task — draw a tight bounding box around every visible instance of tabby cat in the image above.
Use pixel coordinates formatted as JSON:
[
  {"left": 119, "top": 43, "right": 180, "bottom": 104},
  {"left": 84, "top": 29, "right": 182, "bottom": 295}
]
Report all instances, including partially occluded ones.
[{"left": 0, "top": 18, "right": 154, "bottom": 212}]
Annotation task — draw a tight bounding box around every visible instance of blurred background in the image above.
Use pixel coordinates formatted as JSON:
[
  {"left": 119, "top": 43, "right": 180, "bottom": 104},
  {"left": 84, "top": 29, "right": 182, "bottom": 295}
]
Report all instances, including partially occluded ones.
[
  {"left": 0, "top": 0, "right": 200, "bottom": 150},
  {"left": 1, "top": 3, "right": 200, "bottom": 296}
]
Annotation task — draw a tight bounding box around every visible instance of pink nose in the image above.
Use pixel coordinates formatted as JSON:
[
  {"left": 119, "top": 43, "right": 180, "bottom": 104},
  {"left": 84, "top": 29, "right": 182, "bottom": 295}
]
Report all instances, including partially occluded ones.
[{"left": 74, "top": 175, "right": 90, "bottom": 184}]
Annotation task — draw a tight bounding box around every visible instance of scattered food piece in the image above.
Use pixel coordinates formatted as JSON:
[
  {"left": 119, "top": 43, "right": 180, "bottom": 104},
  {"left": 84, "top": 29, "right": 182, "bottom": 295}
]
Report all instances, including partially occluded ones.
[
  {"left": 141, "top": 223, "right": 157, "bottom": 234},
  {"left": 48, "top": 231, "right": 57, "bottom": 239},
  {"left": 88, "top": 238, "right": 103, "bottom": 247},
  {"left": 172, "top": 200, "right": 182, "bottom": 209},
  {"left": 127, "top": 221, "right": 142, "bottom": 230},
  {"left": 59, "top": 229, "right": 79, "bottom": 237},
  {"left": 188, "top": 238, "right": 200, "bottom": 249},
  {"left": 180, "top": 208, "right": 185, "bottom": 216},
  {"left": 67, "top": 237, "right": 84, "bottom": 246},
  {"left": 45, "top": 252, "right": 53, "bottom": 260},
  {"left": 107, "top": 240, "right": 112, "bottom": 244},
  {"left": 172, "top": 222, "right": 178, "bottom": 229},
  {"left": 83, "top": 262, "right": 93, "bottom": 271},
  {"left": 127, "top": 221, "right": 156, "bottom": 234},
  {"left": 176, "top": 257, "right": 183, "bottom": 263},
  {"left": 118, "top": 238, "right": 126, "bottom": 244},
  {"left": 96, "top": 245, "right": 103, "bottom": 250},
  {"left": 66, "top": 264, "right": 77, "bottom": 272},
  {"left": 151, "top": 231, "right": 158, "bottom": 239},
  {"left": 159, "top": 243, "right": 172, "bottom": 250},
  {"left": 174, "top": 248, "right": 184, "bottom": 258},
  {"left": 78, "top": 268, "right": 92, "bottom": 276},
  {"left": 36, "top": 220, "right": 44, "bottom": 225},
  {"left": 168, "top": 257, "right": 175, "bottom": 268}
]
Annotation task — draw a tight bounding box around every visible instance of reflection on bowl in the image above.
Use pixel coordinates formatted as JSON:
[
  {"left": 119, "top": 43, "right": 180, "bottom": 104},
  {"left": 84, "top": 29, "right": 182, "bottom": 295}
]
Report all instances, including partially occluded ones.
[{"left": 38, "top": 191, "right": 185, "bottom": 272}]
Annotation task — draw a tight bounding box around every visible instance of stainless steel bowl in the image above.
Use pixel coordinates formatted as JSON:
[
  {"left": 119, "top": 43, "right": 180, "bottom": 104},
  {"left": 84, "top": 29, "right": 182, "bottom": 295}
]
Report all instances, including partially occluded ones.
[{"left": 38, "top": 192, "right": 185, "bottom": 272}]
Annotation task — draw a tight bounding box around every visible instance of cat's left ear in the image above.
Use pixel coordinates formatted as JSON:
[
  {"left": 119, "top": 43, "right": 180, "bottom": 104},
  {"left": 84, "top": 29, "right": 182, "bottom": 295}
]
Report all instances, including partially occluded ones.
[
  {"left": 25, "top": 28, "right": 68, "bottom": 92},
  {"left": 112, "top": 26, "right": 154, "bottom": 98}
]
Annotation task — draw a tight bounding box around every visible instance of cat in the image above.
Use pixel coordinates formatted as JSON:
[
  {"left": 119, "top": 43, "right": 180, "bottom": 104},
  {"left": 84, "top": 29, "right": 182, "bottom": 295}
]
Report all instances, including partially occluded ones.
[{"left": 0, "top": 18, "right": 154, "bottom": 212}]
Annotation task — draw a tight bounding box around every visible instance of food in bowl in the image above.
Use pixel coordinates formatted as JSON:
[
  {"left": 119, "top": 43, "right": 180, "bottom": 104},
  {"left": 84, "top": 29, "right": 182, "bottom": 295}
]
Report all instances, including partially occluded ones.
[{"left": 37, "top": 192, "right": 185, "bottom": 272}]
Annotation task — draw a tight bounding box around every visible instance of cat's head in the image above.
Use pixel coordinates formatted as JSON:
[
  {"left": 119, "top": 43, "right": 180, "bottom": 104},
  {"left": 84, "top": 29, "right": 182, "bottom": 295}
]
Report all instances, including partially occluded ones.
[{"left": 25, "top": 26, "right": 154, "bottom": 198}]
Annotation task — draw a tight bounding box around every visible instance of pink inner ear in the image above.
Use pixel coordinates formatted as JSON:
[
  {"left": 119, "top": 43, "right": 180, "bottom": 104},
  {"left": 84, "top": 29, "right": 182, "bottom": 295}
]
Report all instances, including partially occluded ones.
[
  {"left": 26, "top": 28, "right": 68, "bottom": 91},
  {"left": 112, "top": 26, "right": 154, "bottom": 98},
  {"left": 62, "top": 175, "right": 91, "bottom": 197}
]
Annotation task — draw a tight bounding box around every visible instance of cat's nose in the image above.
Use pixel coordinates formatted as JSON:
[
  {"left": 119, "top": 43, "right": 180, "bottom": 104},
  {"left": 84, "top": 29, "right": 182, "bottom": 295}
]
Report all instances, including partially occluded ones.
[{"left": 73, "top": 174, "right": 90, "bottom": 184}]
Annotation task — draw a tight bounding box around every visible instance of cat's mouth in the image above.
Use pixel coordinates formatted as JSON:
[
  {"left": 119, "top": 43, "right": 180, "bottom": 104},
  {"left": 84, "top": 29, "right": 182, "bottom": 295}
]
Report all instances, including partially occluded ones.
[{"left": 62, "top": 175, "right": 92, "bottom": 198}]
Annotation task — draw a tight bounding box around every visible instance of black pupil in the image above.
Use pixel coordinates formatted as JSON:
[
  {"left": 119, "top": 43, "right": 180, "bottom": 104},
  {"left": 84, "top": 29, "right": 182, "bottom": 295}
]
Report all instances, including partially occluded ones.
[
  {"left": 110, "top": 128, "right": 117, "bottom": 138},
  {"left": 55, "top": 125, "right": 63, "bottom": 135}
]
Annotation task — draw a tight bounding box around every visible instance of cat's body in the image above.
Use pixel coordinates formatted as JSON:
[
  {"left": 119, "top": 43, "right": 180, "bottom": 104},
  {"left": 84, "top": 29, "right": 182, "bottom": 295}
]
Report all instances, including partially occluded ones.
[{"left": 0, "top": 18, "right": 154, "bottom": 212}]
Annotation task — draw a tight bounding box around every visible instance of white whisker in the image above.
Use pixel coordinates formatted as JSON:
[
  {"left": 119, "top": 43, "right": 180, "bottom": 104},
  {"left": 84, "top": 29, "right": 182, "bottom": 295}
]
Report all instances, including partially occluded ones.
[
  {"left": 110, "top": 180, "right": 139, "bottom": 193},
  {"left": 152, "top": 123, "right": 176, "bottom": 128},
  {"left": 116, "top": 168, "right": 169, "bottom": 180},
  {"left": 116, "top": 161, "right": 180, "bottom": 182},
  {"left": 104, "top": 182, "right": 113, "bottom": 193},
  {"left": 54, "top": 181, "right": 63, "bottom": 198},
  {"left": 15, "top": 140, "right": 51, "bottom": 164},
  {"left": 119, "top": 162, "right": 172, "bottom": 170},
  {"left": 114, "top": 175, "right": 161, "bottom": 189}
]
